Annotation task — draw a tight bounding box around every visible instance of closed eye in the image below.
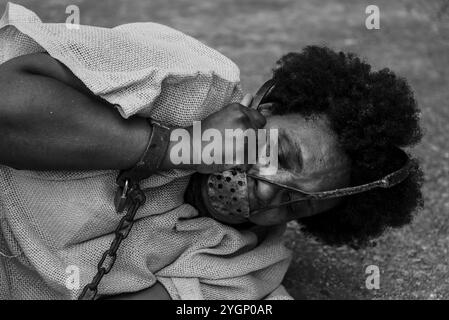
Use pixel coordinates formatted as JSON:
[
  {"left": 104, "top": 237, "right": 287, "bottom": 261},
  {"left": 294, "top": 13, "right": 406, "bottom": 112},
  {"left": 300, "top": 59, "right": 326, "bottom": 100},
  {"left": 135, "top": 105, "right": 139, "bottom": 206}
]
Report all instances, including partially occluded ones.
[
  {"left": 278, "top": 131, "right": 303, "bottom": 171},
  {"left": 278, "top": 136, "right": 290, "bottom": 169}
]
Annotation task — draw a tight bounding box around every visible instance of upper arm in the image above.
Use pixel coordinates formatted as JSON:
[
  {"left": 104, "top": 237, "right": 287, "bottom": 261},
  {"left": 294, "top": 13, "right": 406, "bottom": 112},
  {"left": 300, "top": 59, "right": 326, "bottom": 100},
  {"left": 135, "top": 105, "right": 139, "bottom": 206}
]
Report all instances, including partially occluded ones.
[
  {"left": 0, "top": 53, "right": 60, "bottom": 76},
  {"left": 0, "top": 53, "right": 90, "bottom": 94}
]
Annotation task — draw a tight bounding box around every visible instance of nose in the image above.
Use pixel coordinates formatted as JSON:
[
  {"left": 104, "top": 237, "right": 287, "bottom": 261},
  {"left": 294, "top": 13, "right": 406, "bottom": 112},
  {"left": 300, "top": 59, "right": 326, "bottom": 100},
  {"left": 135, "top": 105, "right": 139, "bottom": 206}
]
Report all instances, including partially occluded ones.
[
  {"left": 255, "top": 179, "right": 280, "bottom": 202},
  {"left": 248, "top": 167, "right": 285, "bottom": 207}
]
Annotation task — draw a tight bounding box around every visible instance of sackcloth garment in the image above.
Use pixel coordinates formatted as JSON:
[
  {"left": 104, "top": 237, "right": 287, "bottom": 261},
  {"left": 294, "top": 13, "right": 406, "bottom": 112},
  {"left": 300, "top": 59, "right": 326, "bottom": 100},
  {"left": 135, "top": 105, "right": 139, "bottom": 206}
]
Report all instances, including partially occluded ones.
[{"left": 0, "top": 2, "right": 292, "bottom": 300}]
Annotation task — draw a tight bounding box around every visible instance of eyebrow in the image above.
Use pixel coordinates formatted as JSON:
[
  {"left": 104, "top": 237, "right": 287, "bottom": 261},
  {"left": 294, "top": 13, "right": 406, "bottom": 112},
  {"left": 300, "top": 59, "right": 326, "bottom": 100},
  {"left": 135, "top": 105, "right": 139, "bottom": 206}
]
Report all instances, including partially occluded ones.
[{"left": 279, "top": 130, "right": 303, "bottom": 171}]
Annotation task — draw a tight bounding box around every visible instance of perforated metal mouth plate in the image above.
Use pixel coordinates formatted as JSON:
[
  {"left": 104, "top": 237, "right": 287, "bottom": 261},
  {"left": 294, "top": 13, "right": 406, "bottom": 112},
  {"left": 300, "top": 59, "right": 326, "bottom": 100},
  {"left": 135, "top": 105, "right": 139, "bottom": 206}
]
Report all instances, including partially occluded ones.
[{"left": 206, "top": 169, "right": 250, "bottom": 220}]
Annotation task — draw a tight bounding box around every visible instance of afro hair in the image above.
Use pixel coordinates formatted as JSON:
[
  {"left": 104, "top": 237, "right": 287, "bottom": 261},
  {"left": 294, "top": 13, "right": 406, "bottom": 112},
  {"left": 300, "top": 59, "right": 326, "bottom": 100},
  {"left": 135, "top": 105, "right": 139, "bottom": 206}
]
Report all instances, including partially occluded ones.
[{"left": 268, "top": 45, "right": 424, "bottom": 247}]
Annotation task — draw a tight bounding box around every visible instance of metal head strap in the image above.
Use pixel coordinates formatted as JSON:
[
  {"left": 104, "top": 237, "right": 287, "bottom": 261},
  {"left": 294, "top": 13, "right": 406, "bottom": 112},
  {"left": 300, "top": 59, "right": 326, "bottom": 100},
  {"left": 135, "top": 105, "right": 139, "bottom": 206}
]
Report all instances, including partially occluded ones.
[
  {"left": 248, "top": 148, "right": 415, "bottom": 215},
  {"left": 250, "top": 79, "right": 276, "bottom": 110}
]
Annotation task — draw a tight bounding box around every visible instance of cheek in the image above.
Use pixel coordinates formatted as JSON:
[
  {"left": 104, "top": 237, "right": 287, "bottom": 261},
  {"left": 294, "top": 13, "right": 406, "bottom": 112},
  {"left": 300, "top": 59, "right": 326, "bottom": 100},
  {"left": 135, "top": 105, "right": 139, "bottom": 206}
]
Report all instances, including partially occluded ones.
[
  {"left": 249, "top": 193, "right": 291, "bottom": 225},
  {"left": 250, "top": 168, "right": 294, "bottom": 198},
  {"left": 249, "top": 208, "right": 286, "bottom": 225}
]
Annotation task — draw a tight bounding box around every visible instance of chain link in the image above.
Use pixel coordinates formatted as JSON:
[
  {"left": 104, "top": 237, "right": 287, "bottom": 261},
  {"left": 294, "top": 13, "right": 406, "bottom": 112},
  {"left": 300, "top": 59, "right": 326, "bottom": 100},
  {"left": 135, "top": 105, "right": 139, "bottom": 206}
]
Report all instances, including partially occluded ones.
[{"left": 78, "top": 182, "right": 145, "bottom": 300}]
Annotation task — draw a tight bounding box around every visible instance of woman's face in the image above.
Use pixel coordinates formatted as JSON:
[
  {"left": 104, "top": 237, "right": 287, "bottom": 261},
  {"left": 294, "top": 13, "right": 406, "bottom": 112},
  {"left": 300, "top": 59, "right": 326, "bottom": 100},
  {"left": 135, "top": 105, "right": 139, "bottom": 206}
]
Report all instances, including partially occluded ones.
[{"left": 246, "top": 112, "right": 351, "bottom": 226}]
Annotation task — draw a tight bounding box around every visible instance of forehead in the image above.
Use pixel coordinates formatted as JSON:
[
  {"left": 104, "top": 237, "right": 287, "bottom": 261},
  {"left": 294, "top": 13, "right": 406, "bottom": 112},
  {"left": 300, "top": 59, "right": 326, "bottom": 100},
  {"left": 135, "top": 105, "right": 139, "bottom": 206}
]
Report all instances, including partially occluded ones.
[{"left": 264, "top": 113, "right": 350, "bottom": 191}]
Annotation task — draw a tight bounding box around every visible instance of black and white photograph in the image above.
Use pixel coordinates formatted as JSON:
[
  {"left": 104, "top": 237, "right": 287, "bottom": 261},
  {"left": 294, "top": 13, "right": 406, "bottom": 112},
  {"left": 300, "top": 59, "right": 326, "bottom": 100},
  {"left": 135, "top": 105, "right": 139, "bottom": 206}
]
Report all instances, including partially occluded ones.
[{"left": 0, "top": 0, "right": 447, "bottom": 304}]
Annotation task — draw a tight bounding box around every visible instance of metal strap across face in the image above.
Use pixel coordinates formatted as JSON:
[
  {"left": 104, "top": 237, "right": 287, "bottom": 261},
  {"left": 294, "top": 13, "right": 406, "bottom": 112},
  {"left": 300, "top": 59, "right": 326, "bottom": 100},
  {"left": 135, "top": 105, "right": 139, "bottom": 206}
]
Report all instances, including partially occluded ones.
[{"left": 247, "top": 149, "right": 414, "bottom": 216}]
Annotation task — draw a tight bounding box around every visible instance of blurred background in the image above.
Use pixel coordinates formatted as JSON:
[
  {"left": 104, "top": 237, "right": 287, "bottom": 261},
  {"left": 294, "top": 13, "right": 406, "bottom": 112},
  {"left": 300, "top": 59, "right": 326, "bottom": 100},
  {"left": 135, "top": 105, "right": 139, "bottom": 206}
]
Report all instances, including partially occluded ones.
[{"left": 1, "top": 0, "right": 448, "bottom": 299}]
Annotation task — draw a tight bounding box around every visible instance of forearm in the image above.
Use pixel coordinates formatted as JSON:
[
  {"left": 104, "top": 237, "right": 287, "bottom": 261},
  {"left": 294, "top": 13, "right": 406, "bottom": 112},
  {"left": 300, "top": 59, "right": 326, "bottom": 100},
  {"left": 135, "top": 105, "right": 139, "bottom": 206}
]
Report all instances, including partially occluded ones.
[{"left": 0, "top": 60, "right": 182, "bottom": 171}]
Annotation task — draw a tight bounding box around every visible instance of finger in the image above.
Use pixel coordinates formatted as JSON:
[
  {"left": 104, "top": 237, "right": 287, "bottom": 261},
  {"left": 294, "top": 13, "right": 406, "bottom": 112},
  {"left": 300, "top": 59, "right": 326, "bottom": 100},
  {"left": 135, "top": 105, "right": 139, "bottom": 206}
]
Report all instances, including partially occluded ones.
[
  {"left": 241, "top": 106, "right": 267, "bottom": 128},
  {"left": 240, "top": 94, "right": 253, "bottom": 107},
  {"left": 234, "top": 163, "right": 251, "bottom": 172},
  {"left": 258, "top": 102, "right": 276, "bottom": 117}
]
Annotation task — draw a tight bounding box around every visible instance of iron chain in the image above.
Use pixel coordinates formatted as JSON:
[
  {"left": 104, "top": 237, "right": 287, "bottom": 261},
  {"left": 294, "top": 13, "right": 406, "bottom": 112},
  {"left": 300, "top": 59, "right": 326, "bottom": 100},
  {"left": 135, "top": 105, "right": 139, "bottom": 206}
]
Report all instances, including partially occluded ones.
[{"left": 78, "top": 182, "right": 146, "bottom": 300}]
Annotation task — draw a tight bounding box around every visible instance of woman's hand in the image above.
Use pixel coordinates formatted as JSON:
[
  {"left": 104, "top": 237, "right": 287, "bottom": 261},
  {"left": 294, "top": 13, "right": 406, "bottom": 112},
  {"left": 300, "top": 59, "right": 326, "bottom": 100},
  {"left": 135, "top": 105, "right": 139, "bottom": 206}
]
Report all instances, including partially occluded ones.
[{"left": 166, "top": 94, "right": 266, "bottom": 174}]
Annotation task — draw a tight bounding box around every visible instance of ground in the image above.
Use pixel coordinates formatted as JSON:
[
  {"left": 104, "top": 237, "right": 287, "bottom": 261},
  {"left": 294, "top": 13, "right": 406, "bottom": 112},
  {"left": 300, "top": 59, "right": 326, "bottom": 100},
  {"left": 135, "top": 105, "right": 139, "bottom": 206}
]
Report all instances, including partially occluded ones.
[{"left": 1, "top": 0, "right": 448, "bottom": 299}]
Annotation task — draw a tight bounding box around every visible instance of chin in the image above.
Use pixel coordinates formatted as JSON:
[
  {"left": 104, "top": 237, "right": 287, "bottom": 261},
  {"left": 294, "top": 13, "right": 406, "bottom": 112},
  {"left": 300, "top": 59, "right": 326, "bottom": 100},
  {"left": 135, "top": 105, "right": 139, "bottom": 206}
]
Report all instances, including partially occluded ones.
[{"left": 248, "top": 209, "right": 285, "bottom": 226}]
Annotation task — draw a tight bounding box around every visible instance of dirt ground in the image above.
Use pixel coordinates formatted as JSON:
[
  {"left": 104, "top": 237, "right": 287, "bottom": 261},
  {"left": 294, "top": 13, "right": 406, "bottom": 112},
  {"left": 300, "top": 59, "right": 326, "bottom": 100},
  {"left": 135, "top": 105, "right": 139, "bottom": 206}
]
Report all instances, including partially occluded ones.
[{"left": 1, "top": 0, "right": 448, "bottom": 299}]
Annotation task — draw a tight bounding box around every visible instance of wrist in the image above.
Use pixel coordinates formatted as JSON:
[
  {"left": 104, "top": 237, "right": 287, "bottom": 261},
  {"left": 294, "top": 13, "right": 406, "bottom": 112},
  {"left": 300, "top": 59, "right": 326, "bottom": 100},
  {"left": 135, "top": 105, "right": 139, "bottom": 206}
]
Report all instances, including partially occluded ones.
[
  {"left": 160, "top": 125, "right": 197, "bottom": 171},
  {"left": 118, "top": 119, "right": 172, "bottom": 184}
]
